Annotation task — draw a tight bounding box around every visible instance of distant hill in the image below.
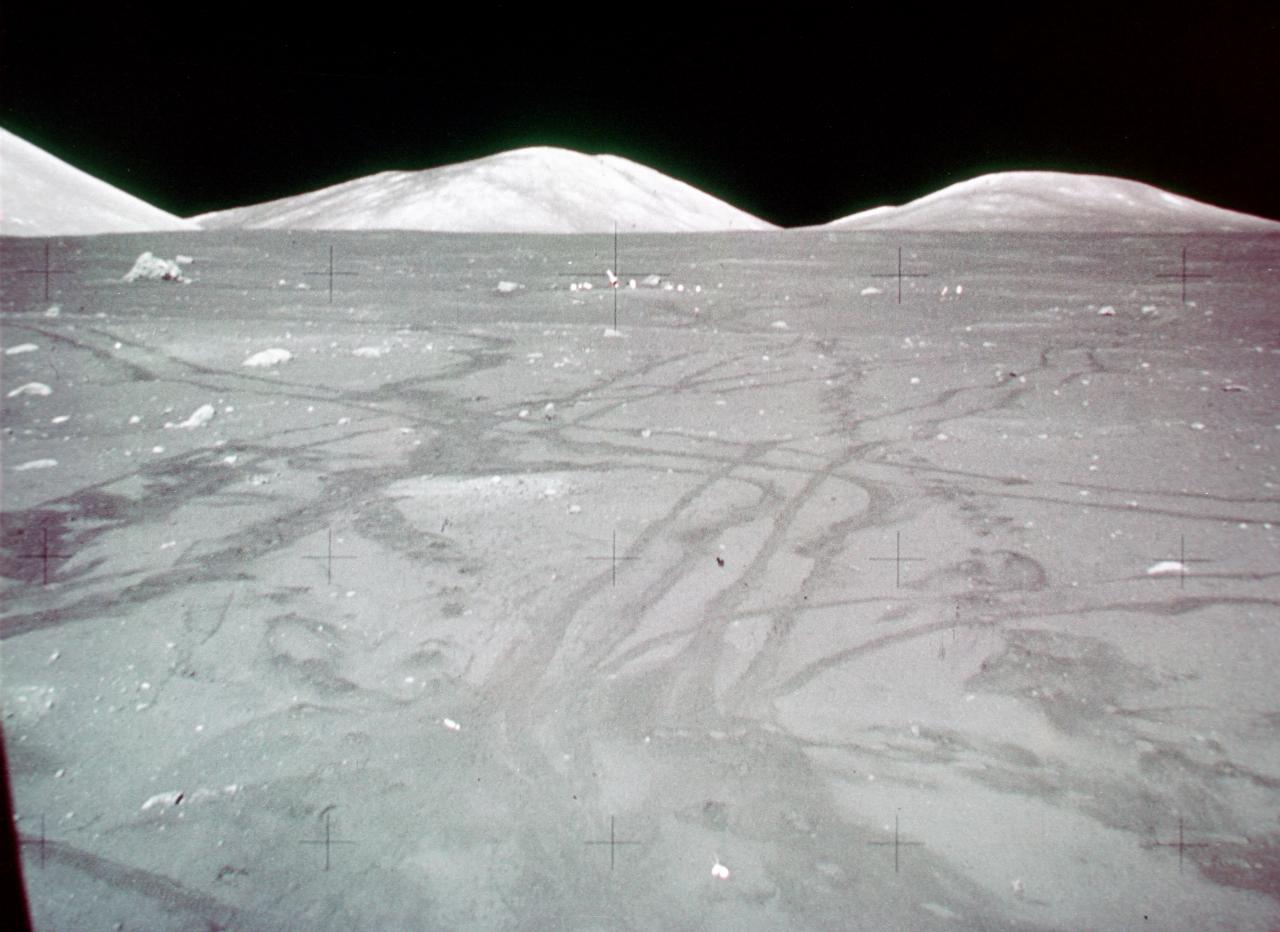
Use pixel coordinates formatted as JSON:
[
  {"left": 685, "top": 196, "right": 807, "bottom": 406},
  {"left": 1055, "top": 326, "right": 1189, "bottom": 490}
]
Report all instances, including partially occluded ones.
[
  {"left": 825, "top": 172, "right": 1280, "bottom": 233},
  {"left": 0, "top": 126, "right": 196, "bottom": 237},
  {"left": 193, "top": 147, "right": 776, "bottom": 234}
]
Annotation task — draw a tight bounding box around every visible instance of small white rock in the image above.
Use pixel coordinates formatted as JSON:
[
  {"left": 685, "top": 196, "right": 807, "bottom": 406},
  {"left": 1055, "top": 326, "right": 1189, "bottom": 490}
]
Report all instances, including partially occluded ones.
[
  {"left": 166, "top": 404, "right": 216, "bottom": 430},
  {"left": 7, "top": 382, "right": 52, "bottom": 398},
  {"left": 141, "top": 790, "right": 184, "bottom": 811},
  {"left": 243, "top": 348, "right": 292, "bottom": 368}
]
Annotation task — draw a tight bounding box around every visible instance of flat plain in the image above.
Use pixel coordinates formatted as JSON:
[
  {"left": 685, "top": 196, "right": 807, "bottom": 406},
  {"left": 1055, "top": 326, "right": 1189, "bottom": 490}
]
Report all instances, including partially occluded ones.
[{"left": 2, "top": 230, "right": 1278, "bottom": 930}]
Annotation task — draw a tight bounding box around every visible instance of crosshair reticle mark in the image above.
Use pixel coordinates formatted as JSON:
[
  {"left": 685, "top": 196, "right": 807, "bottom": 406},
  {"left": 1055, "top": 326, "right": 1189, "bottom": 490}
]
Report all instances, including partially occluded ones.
[
  {"left": 867, "top": 811, "right": 923, "bottom": 873},
  {"left": 9, "top": 243, "right": 73, "bottom": 302},
  {"left": 299, "top": 809, "right": 356, "bottom": 871},
  {"left": 1149, "top": 535, "right": 1212, "bottom": 590},
  {"left": 302, "top": 527, "right": 358, "bottom": 584},
  {"left": 304, "top": 245, "right": 359, "bottom": 304},
  {"left": 19, "top": 814, "right": 47, "bottom": 869},
  {"left": 1155, "top": 247, "right": 1211, "bottom": 305},
  {"left": 559, "top": 223, "right": 669, "bottom": 330},
  {"left": 1150, "top": 817, "right": 1210, "bottom": 872},
  {"left": 587, "top": 530, "right": 643, "bottom": 587},
  {"left": 871, "top": 247, "right": 929, "bottom": 303},
  {"left": 939, "top": 603, "right": 960, "bottom": 661},
  {"left": 16, "top": 528, "right": 73, "bottom": 586},
  {"left": 869, "top": 531, "right": 924, "bottom": 589},
  {"left": 584, "top": 816, "right": 642, "bottom": 870}
]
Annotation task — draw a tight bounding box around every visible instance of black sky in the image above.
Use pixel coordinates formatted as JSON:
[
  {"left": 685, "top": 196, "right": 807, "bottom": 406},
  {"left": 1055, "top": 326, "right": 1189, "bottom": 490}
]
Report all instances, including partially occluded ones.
[{"left": 2, "top": 4, "right": 1277, "bottom": 227}]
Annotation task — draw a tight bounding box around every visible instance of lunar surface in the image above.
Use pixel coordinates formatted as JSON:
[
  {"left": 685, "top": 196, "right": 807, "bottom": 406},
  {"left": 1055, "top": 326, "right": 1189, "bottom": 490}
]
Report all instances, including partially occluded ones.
[{"left": 2, "top": 229, "right": 1278, "bottom": 930}]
